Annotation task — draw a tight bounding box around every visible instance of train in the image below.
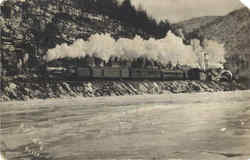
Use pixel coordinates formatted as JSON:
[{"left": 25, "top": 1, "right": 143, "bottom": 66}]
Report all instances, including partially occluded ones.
[
  {"left": 47, "top": 66, "right": 207, "bottom": 81},
  {"left": 45, "top": 56, "right": 233, "bottom": 81}
]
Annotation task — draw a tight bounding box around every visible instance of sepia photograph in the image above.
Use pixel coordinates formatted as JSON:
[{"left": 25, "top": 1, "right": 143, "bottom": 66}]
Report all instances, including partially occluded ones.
[{"left": 0, "top": 0, "right": 250, "bottom": 159}]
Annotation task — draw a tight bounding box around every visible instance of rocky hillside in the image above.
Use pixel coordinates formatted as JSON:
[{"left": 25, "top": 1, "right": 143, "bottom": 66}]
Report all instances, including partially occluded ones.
[
  {"left": 0, "top": 0, "right": 169, "bottom": 76},
  {"left": 173, "top": 16, "right": 220, "bottom": 34},
  {"left": 174, "top": 7, "right": 250, "bottom": 80},
  {"left": 197, "top": 8, "right": 250, "bottom": 57}
]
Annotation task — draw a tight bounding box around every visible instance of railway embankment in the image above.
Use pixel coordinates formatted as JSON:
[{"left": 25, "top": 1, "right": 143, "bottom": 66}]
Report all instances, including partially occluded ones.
[{"left": 0, "top": 77, "right": 245, "bottom": 102}]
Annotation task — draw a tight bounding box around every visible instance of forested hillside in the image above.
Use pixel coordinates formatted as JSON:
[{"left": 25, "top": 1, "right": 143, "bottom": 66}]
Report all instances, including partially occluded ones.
[{"left": 0, "top": 0, "right": 170, "bottom": 76}]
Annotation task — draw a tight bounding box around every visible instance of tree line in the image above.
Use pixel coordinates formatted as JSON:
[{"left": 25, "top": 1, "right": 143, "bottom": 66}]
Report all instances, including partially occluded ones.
[{"left": 73, "top": 0, "right": 170, "bottom": 39}]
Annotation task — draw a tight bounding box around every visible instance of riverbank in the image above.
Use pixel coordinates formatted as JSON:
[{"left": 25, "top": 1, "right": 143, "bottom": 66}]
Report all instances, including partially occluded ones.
[{"left": 0, "top": 77, "right": 246, "bottom": 102}]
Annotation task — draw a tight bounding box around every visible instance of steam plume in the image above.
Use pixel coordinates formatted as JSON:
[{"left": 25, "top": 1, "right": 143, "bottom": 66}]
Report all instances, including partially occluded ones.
[
  {"left": 203, "top": 39, "right": 226, "bottom": 68},
  {"left": 45, "top": 31, "right": 226, "bottom": 68}
]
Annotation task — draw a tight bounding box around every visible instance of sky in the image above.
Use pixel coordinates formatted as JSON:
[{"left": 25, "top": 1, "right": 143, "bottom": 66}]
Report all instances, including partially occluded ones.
[
  {"left": 0, "top": 0, "right": 245, "bottom": 22},
  {"left": 127, "top": 0, "right": 244, "bottom": 23}
]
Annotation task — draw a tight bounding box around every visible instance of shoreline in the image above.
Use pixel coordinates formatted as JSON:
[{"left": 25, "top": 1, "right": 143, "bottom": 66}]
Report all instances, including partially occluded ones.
[
  {"left": 1, "top": 79, "right": 246, "bottom": 102},
  {"left": 1, "top": 87, "right": 249, "bottom": 106}
]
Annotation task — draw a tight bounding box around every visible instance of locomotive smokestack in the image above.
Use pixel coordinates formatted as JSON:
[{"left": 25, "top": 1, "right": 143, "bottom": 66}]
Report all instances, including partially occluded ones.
[
  {"left": 199, "top": 51, "right": 209, "bottom": 71},
  {"left": 204, "top": 52, "right": 209, "bottom": 71}
]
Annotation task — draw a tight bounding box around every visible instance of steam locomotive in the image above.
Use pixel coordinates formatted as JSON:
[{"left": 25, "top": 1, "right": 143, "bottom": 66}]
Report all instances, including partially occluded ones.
[
  {"left": 47, "top": 66, "right": 207, "bottom": 81},
  {"left": 46, "top": 56, "right": 207, "bottom": 81}
]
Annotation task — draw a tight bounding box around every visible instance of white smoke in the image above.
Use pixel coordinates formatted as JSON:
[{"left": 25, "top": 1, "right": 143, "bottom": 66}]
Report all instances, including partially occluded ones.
[
  {"left": 203, "top": 39, "right": 226, "bottom": 68},
  {"left": 45, "top": 31, "right": 226, "bottom": 68},
  {"left": 0, "top": 0, "right": 5, "bottom": 4}
]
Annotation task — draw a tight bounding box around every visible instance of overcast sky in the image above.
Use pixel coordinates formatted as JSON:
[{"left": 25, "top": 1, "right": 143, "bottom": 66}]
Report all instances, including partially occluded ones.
[{"left": 128, "top": 0, "right": 244, "bottom": 23}]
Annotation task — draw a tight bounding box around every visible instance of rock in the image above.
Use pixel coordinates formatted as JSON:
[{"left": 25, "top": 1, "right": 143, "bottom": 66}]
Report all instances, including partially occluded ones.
[
  {"left": 8, "top": 83, "right": 17, "bottom": 90},
  {"left": 61, "top": 82, "right": 77, "bottom": 96},
  {"left": 190, "top": 82, "right": 201, "bottom": 91},
  {"left": 0, "top": 77, "right": 242, "bottom": 101},
  {"left": 1, "top": 95, "right": 10, "bottom": 101},
  {"left": 138, "top": 83, "right": 148, "bottom": 93},
  {"left": 84, "top": 82, "right": 93, "bottom": 93},
  {"left": 4, "top": 83, "right": 18, "bottom": 99},
  {"left": 171, "top": 82, "right": 186, "bottom": 93},
  {"left": 33, "top": 89, "right": 42, "bottom": 97}
]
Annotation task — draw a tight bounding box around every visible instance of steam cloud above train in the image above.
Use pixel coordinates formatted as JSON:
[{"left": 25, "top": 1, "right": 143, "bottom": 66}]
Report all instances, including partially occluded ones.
[{"left": 45, "top": 31, "right": 226, "bottom": 69}]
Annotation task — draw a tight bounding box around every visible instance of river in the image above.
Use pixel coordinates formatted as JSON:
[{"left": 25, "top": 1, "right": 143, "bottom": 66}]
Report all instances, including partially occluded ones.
[{"left": 1, "top": 91, "right": 250, "bottom": 160}]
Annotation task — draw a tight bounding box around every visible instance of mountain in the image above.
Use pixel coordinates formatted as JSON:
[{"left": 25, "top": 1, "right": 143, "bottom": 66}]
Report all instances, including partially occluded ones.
[
  {"left": 197, "top": 8, "right": 250, "bottom": 56},
  {"left": 173, "top": 16, "right": 220, "bottom": 34},
  {"left": 174, "top": 7, "right": 250, "bottom": 80}
]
